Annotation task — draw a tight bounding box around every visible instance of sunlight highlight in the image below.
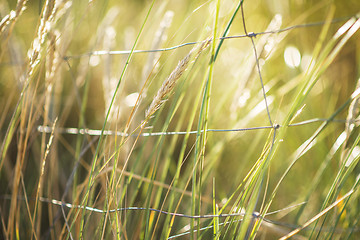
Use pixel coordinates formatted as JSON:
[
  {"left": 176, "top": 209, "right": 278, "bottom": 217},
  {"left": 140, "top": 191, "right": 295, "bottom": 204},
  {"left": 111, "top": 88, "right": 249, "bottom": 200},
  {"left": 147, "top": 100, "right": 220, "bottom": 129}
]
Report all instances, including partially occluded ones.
[
  {"left": 124, "top": 92, "right": 139, "bottom": 107},
  {"left": 284, "top": 46, "right": 301, "bottom": 68}
]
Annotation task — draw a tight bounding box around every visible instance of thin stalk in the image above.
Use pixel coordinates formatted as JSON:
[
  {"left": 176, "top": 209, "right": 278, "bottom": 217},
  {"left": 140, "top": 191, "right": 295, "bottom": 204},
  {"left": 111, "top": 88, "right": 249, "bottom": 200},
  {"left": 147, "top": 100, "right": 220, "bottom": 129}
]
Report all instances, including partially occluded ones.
[
  {"left": 191, "top": 0, "right": 220, "bottom": 238},
  {"left": 77, "top": 1, "right": 156, "bottom": 238}
]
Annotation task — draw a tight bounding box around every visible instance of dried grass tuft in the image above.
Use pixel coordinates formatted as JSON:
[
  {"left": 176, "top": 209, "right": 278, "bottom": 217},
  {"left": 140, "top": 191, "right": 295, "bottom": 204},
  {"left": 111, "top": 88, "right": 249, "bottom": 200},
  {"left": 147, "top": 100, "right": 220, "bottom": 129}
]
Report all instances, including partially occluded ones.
[
  {"left": 145, "top": 39, "right": 211, "bottom": 119},
  {"left": 0, "top": 0, "right": 28, "bottom": 35}
]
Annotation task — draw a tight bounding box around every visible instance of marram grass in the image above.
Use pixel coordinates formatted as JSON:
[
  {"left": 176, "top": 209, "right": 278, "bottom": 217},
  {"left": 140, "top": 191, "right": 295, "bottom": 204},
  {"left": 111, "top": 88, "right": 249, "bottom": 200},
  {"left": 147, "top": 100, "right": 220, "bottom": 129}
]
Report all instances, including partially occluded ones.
[{"left": 1, "top": 0, "right": 360, "bottom": 239}]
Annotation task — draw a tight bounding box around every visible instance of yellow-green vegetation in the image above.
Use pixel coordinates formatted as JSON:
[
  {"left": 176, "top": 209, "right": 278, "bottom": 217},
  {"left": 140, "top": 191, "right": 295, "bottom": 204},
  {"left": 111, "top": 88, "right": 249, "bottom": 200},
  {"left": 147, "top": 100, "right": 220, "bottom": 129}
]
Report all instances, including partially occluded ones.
[{"left": 1, "top": 0, "right": 360, "bottom": 239}]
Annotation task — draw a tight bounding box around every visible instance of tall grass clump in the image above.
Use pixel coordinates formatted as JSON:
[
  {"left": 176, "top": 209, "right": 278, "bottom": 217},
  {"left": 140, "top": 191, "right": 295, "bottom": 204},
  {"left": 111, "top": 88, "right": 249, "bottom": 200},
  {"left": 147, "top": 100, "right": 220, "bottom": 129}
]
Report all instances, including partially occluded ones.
[{"left": 1, "top": 0, "right": 360, "bottom": 239}]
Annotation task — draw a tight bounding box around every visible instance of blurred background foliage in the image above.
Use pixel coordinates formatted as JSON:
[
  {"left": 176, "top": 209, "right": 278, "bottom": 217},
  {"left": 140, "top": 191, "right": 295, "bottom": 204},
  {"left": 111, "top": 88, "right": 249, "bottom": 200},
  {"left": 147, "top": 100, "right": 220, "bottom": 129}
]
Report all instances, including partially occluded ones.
[{"left": 1, "top": 0, "right": 360, "bottom": 239}]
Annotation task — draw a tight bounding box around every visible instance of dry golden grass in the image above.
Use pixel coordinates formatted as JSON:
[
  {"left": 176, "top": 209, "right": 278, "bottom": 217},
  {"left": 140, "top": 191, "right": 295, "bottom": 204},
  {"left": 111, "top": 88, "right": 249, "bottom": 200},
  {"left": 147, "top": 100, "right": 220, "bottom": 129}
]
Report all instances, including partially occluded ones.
[{"left": 1, "top": 1, "right": 360, "bottom": 239}]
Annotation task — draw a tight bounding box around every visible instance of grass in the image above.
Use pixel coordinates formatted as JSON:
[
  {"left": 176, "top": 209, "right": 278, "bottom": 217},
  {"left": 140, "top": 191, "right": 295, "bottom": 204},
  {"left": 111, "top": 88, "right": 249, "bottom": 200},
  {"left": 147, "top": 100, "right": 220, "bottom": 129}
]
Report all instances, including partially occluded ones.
[{"left": 1, "top": 0, "right": 360, "bottom": 239}]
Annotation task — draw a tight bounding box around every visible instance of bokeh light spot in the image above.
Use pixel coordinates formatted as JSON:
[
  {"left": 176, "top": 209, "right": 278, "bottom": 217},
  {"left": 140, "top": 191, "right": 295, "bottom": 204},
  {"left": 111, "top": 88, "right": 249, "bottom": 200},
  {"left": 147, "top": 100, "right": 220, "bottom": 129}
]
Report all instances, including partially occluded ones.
[{"left": 284, "top": 46, "right": 301, "bottom": 68}]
